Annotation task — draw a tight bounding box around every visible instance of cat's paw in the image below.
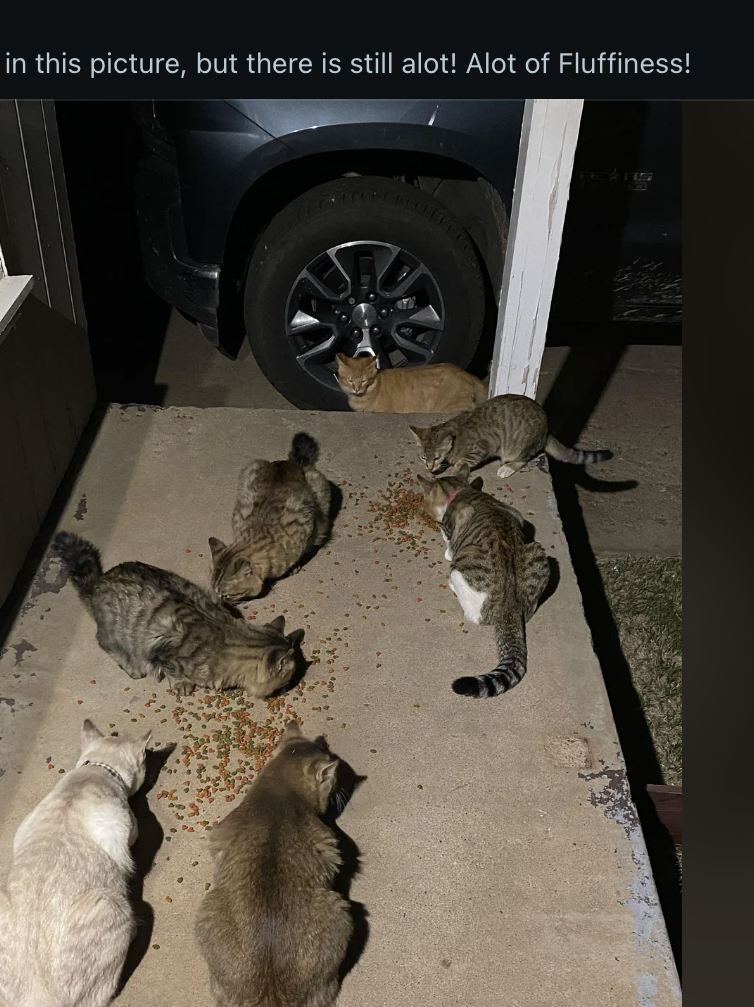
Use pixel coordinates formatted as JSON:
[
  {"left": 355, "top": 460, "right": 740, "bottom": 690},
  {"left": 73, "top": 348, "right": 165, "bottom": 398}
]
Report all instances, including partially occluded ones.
[
  {"left": 444, "top": 548, "right": 453, "bottom": 562},
  {"left": 172, "top": 681, "right": 195, "bottom": 697},
  {"left": 497, "top": 464, "right": 517, "bottom": 479}
]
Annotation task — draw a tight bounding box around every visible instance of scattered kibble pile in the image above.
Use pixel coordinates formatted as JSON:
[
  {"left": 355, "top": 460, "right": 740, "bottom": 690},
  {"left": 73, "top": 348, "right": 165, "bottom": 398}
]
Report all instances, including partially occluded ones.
[
  {"left": 153, "top": 665, "right": 338, "bottom": 825},
  {"left": 62, "top": 472, "right": 523, "bottom": 831},
  {"left": 361, "top": 476, "right": 437, "bottom": 558}
]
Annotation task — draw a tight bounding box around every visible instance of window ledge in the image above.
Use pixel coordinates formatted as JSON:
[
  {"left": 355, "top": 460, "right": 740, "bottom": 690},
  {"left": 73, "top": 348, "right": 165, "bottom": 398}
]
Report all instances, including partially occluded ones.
[{"left": 0, "top": 275, "right": 35, "bottom": 344}]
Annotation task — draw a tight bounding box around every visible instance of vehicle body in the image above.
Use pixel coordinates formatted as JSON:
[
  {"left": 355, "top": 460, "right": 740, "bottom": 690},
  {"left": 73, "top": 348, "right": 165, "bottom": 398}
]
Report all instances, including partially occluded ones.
[{"left": 132, "top": 99, "right": 680, "bottom": 409}]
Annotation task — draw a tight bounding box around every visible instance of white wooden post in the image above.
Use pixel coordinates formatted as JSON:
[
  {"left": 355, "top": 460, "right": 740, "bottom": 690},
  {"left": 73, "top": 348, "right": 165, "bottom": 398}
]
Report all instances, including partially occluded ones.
[{"left": 489, "top": 98, "right": 584, "bottom": 399}]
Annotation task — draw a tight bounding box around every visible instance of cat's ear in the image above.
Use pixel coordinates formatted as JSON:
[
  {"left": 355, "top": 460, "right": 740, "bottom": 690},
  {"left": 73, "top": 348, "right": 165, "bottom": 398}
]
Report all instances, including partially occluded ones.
[
  {"left": 133, "top": 730, "right": 152, "bottom": 758},
  {"left": 439, "top": 433, "right": 455, "bottom": 454},
  {"left": 408, "top": 425, "right": 426, "bottom": 444},
  {"left": 287, "top": 627, "right": 306, "bottom": 647},
  {"left": 335, "top": 353, "right": 350, "bottom": 367},
  {"left": 208, "top": 537, "right": 226, "bottom": 562},
  {"left": 81, "top": 719, "right": 103, "bottom": 747},
  {"left": 282, "top": 720, "right": 302, "bottom": 740},
  {"left": 267, "top": 615, "right": 286, "bottom": 632},
  {"left": 455, "top": 463, "right": 471, "bottom": 483},
  {"left": 469, "top": 476, "right": 484, "bottom": 491},
  {"left": 416, "top": 474, "right": 434, "bottom": 493},
  {"left": 316, "top": 757, "right": 339, "bottom": 796}
]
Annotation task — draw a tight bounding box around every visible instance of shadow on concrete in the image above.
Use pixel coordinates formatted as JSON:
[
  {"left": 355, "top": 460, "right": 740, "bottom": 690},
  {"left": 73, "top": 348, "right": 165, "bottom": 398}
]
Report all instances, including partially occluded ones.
[
  {"left": 55, "top": 101, "right": 172, "bottom": 406},
  {"left": 322, "top": 755, "right": 370, "bottom": 986},
  {"left": 118, "top": 741, "right": 176, "bottom": 994},
  {"left": 543, "top": 347, "right": 682, "bottom": 973},
  {"left": 0, "top": 404, "right": 108, "bottom": 647}
]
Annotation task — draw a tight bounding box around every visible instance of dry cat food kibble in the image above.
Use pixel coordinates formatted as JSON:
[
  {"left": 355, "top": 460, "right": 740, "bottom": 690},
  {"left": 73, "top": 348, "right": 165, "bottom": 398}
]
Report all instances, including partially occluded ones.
[
  {"left": 359, "top": 481, "right": 437, "bottom": 557},
  {"left": 155, "top": 691, "right": 305, "bottom": 819}
]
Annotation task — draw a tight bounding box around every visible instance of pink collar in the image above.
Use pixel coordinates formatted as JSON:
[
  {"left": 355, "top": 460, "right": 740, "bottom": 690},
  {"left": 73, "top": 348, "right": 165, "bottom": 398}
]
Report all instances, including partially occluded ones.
[{"left": 445, "top": 488, "right": 462, "bottom": 508}]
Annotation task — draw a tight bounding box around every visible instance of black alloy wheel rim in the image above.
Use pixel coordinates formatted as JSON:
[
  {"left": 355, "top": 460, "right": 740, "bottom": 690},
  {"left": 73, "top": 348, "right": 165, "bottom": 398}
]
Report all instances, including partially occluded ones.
[{"left": 284, "top": 240, "right": 446, "bottom": 391}]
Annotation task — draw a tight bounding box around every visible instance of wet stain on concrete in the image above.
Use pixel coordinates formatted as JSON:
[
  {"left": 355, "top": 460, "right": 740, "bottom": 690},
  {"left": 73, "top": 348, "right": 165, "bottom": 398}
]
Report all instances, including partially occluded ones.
[
  {"left": 74, "top": 494, "right": 88, "bottom": 521},
  {"left": 7, "top": 640, "right": 38, "bottom": 666},
  {"left": 0, "top": 697, "right": 32, "bottom": 714},
  {"left": 579, "top": 767, "right": 637, "bottom": 840},
  {"left": 21, "top": 552, "right": 70, "bottom": 617},
  {"left": 579, "top": 766, "right": 681, "bottom": 1004}
]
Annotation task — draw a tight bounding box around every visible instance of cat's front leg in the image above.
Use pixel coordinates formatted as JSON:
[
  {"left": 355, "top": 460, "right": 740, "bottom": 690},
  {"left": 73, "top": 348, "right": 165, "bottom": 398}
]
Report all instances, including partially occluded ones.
[
  {"left": 497, "top": 459, "right": 527, "bottom": 479},
  {"left": 115, "top": 658, "right": 147, "bottom": 680},
  {"left": 99, "top": 635, "right": 147, "bottom": 680},
  {"left": 166, "top": 677, "right": 195, "bottom": 697},
  {"left": 440, "top": 530, "right": 453, "bottom": 562}
]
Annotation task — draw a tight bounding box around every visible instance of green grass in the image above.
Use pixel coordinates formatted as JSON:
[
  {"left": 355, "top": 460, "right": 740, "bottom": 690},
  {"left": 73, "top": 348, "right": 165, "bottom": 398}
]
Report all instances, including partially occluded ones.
[{"left": 597, "top": 557, "right": 682, "bottom": 786}]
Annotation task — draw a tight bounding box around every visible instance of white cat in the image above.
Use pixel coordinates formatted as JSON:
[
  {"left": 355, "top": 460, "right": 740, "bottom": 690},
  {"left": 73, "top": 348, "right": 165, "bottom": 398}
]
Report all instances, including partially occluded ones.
[{"left": 0, "top": 719, "right": 151, "bottom": 1007}]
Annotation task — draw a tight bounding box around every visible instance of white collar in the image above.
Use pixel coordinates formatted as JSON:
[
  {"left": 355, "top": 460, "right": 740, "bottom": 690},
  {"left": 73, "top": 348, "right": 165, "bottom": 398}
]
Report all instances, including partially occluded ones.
[{"left": 81, "top": 760, "right": 126, "bottom": 788}]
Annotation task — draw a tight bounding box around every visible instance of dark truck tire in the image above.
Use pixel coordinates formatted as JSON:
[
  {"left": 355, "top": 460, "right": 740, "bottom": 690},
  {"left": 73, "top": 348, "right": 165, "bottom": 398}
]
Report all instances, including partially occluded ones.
[{"left": 244, "top": 177, "right": 487, "bottom": 410}]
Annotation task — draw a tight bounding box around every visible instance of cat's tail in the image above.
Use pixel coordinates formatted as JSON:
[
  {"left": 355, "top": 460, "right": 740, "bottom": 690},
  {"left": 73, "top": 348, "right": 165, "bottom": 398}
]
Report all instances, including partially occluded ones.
[
  {"left": 51, "top": 531, "right": 103, "bottom": 600},
  {"left": 289, "top": 432, "right": 319, "bottom": 468},
  {"left": 545, "top": 435, "right": 612, "bottom": 466},
  {"left": 452, "top": 613, "right": 527, "bottom": 698}
]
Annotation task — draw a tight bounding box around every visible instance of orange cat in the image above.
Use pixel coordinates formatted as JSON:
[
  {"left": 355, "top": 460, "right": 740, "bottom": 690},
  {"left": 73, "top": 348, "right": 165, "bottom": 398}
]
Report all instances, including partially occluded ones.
[{"left": 336, "top": 354, "right": 488, "bottom": 413}]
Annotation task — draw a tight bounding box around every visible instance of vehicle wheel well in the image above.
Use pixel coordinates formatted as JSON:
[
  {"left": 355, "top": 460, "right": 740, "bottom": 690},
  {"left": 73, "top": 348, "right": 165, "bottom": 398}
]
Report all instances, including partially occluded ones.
[{"left": 218, "top": 151, "right": 508, "bottom": 358}]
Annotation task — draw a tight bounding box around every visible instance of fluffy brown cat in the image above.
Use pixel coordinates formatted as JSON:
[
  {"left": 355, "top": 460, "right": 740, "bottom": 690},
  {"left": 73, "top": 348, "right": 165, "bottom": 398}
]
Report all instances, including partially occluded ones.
[
  {"left": 195, "top": 721, "right": 352, "bottom": 1007},
  {"left": 210, "top": 433, "right": 332, "bottom": 602},
  {"left": 336, "top": 353, "right": 487, "bottom": 413}
]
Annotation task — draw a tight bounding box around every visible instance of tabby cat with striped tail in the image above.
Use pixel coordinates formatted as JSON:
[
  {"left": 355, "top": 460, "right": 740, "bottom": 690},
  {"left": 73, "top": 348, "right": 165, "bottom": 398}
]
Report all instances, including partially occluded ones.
[
  {"left": 418, "top": 469, "right": 550, "bottom": 697},
  {"left": 410, "top": 393, "right": 611, "bottom": 479},
  {"left": 52, "top": 532, "right": 304, "bottom": 698}
]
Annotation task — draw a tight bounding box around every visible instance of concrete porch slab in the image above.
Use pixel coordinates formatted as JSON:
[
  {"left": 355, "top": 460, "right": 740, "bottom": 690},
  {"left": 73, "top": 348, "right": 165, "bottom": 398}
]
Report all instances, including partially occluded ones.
[{"left": 0, "top": 406, "right": 680, "bottom": 1007}]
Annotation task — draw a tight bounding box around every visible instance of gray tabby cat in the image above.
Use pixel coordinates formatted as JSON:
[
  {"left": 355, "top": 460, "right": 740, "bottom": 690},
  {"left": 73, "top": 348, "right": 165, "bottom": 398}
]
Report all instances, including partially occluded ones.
[
  {"left": 195, "top": 721, "right": 352, "bottom": 1007},
  {"left": 410, "top": 393, "right": 611, "bottom": 478},
  {"left": 52, "top": 532, "right": 304, "bottom": 698},
  {"left": 210, "top": 432, "right": 332, "bottom": 602},
  {"left": 418, "top": 468, "right": 550, "bottom": 697},
  {"left": 0, "top": 720, "right": 151, "bottom": 1007}
]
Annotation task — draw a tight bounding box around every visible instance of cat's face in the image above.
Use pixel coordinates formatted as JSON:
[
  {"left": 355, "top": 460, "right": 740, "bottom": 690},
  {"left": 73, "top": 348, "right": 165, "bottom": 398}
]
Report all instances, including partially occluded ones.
[
  {"left": 417, "top": 468, "right": 479, "bottom": 522},
  {"left": 336, "top": 353, "right": 378, "bottom": 396},
  {"left": 263, "top": 619, "right": 305, "bottom": 692},
  {"left": 409, "top": 425, "right": 455, "bottom": 474},
  {"left": 76, "top": 719, "right": 152, "bottom": 796},
  {"left": 265, "top": 642, "right": 299, "bottom": 689},
  {"left": 209, "top": 537, "right": 265, "bottom": 602}
]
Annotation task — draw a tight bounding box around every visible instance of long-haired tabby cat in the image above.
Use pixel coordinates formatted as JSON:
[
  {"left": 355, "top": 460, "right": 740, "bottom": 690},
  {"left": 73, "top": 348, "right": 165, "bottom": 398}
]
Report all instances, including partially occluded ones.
[
  {"left": 0, "top": 719, "right": 152, "bottom": 1007},
  {"left": 336, "top": 353, "right": 488, "bottom": 413},
  {"left": 52, "top": 531, "right": 304, "bottom": 698},
  {"left": 418, "top": 468, "right": 550, "bottom": 697},
  {"left": 410, "top": 393, "right": 611, "bottom": 477},
  {"left": 210, "top": 432, "right": 332, "bottom": 602},
  {"left": 195, "top": 721, "right": 352, "bottom": 1007}
]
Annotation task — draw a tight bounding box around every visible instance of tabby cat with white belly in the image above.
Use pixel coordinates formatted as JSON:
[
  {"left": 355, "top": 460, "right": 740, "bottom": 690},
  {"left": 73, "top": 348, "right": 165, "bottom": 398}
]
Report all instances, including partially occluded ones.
[
  {"left": 418, "top": 468, "right": 550, "bottom": 697},
  {"left": 411, "top": 393, "right": 611, "bottom": 478}
]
